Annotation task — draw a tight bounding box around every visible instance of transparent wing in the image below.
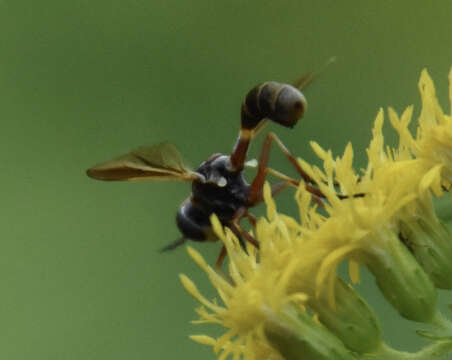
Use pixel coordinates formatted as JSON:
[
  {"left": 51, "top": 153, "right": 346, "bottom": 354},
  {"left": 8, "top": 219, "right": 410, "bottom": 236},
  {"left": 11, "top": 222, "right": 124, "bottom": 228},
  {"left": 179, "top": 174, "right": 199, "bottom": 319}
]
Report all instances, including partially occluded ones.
[
  {"left": 86, "top": 142, "right": 201, "bottom": 182},
  {"left": 293, "top": 56, "right": 336, "bottom": 90}
]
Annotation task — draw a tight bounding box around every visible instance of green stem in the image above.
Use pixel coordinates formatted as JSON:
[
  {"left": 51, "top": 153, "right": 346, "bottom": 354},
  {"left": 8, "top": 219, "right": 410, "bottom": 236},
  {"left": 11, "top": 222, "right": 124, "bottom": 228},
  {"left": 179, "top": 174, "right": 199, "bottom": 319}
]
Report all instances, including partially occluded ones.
[
  {"left": 377, "top": 341, "right": 452, "bottom": 360},
  {"left": 264, "top": 305, "right": 356, "bottom": 360},
  {"left": 431, "top": 311, "right": 452, "bottom": 330}
]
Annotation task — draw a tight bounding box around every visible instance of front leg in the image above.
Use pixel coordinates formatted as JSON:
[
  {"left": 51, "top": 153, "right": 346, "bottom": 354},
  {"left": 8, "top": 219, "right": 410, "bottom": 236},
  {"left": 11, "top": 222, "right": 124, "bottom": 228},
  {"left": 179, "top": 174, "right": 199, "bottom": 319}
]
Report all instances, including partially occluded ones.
[{"left": 215, "top": 208, "right": 258, "bottom": 269}]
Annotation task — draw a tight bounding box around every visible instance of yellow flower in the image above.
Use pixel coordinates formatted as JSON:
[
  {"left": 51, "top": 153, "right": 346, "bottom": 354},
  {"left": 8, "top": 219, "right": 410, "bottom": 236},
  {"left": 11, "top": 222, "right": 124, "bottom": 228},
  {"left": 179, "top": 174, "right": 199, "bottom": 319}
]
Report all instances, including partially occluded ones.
[
  {"left": 181, "top": 183, "right": 382, "bottom": 357},
  {"left": 300, "top": 108, "right": 438, "bottom": 322},
  {"left": 180, "top": 68, "right": 452, "bottom": 360},
  {"left": 387, "top": 71, "right": 452, "bottom": 290},
  {"left": 180, "top": 213, "right": 310, "bottom": 360},
  {"left": 389, "top": 68, "right": 452, "bottom": 195}
]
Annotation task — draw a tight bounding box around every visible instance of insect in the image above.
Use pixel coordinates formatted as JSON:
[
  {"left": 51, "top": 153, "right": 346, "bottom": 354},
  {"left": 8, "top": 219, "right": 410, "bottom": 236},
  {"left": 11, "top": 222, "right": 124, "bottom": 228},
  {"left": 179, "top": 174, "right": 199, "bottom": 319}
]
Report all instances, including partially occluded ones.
[{"left": 87, "top": 76, "right": 324, "bottom": 267}]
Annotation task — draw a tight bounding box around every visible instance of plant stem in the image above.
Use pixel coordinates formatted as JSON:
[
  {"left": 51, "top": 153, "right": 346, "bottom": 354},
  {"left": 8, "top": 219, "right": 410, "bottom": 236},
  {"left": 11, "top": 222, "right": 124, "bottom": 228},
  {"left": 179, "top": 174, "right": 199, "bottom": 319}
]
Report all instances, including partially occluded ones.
[
  {"left": 377, "top": 340, "right": 452, "bottom": 360},
  {"left": 431, "top": 311, "right": 452, "bottom": 331}
]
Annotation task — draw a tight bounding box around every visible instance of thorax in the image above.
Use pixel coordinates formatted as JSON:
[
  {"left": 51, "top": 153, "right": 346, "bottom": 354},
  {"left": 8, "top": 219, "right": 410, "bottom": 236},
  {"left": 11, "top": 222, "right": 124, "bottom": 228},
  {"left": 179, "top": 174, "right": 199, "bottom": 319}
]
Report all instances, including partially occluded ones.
[{"left": 191, "top": 154, "right": 250, "bottom": 219}]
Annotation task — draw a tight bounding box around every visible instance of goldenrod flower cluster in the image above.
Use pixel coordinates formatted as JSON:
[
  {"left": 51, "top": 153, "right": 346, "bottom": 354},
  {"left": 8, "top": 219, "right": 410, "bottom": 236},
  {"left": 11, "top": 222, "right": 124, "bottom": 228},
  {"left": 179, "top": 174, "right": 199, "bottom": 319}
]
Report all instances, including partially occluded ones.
[{"left": 180, "top": 69, "right": 452, "bottom": 360}]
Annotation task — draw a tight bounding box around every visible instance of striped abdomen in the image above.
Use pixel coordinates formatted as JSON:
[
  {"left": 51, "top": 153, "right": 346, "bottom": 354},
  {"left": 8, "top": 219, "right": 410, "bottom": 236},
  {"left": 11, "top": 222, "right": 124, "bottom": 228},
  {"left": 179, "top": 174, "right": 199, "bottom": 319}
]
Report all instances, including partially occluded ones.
[{"left": 241, "top": 82, "right": 307, "bottom": 129}]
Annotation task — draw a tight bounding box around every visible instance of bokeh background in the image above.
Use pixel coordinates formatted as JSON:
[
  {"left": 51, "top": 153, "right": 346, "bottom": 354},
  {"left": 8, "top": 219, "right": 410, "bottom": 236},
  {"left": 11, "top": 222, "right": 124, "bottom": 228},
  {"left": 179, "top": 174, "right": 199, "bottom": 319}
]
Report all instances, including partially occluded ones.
[{"left": 1, "top": 1, "right": 452, "bottom": 359}]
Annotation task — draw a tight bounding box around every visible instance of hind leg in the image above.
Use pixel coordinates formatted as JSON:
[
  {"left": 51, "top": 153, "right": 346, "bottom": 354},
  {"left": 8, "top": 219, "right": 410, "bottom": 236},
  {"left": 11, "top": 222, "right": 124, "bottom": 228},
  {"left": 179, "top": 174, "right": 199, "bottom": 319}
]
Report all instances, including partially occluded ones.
[{"left": 247, "top": 132, "right": 325, "bottom": 206}]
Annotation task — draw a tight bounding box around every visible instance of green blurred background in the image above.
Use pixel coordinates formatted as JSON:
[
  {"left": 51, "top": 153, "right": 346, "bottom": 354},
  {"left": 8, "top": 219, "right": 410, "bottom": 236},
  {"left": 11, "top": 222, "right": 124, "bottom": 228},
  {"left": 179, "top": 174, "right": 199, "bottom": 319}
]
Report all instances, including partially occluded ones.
[{"left": 1, "top": 1, "right": 452, "bottom": 359}]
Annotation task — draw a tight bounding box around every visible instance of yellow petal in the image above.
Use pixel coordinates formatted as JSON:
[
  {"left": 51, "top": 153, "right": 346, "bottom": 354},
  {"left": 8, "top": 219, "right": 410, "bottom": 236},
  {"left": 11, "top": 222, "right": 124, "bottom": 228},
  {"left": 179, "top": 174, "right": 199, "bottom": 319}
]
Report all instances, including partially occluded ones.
[
  {"left": 190, "top": 335, "right": 217, "bottom": 345},
  {"left": 348, "top": 260, "right": 360, "bottom": 284},
  {"left": 179, "top": 274, "right": 223, "bottom": 312}
]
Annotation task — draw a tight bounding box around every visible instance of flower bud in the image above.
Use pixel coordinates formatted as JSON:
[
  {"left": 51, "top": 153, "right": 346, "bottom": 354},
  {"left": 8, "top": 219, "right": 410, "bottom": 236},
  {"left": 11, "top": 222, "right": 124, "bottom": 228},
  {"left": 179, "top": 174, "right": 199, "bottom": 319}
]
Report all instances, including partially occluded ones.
[
  {"left": 308, "top": 278, "right": 381, "bottom": 354},
  {"left": 264, "top": 305, "right": 356, "bottom": 360},
  {"left": 364, "top": 229, "right": 437, "bottom": 322},
  {"left": 400, "top": 219, "right": 452, "bottom": 290}
]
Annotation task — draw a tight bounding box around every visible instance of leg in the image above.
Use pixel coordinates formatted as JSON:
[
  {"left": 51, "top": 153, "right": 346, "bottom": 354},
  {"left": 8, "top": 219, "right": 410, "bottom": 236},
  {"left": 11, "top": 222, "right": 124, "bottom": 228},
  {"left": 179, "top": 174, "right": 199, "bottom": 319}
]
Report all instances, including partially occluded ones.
[
  {"left": 229, "top": 221, "right": 259, "bottom": 249},
  {"left": 265, "top": 168, "right": 326, "bottom": 206},
  {"left": 247, "top": 131, "right": 322, "bottom": 205},
  {"left": 264, "top": 132, "right": 315, "bottom": 183},
  {"left": 215, "top": 245, "right": 227, "bottom": 270},
  {"left": 266, "top": 166, "right": 364, "bottom": 202},
  {"left": 250, "top": 180, "right": 293, "bottom": 205},
  {"left": 245, "top": 212, "right": 257, "bottom": 228},
  {"left": 215, "top": 208, "right": 257, "bottom": 269},
  {"left": 250, "top": 172, "right": 324, "bottom": 207}
]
